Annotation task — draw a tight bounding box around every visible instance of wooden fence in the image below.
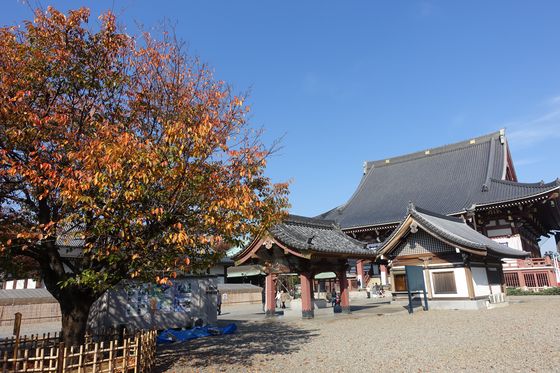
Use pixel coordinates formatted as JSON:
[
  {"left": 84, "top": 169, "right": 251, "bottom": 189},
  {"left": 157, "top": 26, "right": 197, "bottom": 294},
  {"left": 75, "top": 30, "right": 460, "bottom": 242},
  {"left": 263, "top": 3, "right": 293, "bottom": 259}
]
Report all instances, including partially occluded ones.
[{"left": 0, "top": 329, "right": 156, "bottom": 372}]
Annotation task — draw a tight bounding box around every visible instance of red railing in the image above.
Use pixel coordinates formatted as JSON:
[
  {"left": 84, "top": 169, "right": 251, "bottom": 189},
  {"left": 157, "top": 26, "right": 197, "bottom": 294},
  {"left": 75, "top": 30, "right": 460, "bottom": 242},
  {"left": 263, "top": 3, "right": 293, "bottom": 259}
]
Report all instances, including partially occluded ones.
[{"left": 503, "top": 257, "right": 553, "bottom": 269}]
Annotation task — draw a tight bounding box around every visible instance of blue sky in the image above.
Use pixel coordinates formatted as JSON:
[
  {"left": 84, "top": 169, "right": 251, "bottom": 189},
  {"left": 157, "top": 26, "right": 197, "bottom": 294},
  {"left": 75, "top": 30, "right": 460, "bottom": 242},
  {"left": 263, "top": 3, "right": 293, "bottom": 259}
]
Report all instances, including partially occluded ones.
[{"left": 3, "top": 1, "right": 560, "bottom": 250}]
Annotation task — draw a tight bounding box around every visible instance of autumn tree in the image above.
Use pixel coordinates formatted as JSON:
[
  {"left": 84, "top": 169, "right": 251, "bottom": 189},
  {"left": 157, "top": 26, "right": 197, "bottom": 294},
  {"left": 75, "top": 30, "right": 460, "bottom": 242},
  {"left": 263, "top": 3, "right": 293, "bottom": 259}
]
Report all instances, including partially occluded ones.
[{"left": 0, "top": 7, "right": 289, "bottom": 345}]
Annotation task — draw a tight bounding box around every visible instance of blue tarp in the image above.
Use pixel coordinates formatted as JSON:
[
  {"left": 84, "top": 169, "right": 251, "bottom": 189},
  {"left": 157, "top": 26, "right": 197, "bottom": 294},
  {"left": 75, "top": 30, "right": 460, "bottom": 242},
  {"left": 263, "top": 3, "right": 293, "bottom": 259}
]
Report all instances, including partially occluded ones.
[{"left": 157, "top": 323, "right": 237, "bottom": 344}]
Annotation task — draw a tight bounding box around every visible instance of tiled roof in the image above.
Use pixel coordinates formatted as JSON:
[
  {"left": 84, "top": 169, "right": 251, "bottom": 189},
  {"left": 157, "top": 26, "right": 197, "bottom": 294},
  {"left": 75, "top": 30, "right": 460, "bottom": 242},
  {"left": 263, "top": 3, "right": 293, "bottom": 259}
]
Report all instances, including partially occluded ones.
[
  {"left": 319, "top": 130, "right": 559, "bottom": 229},
  {"left": 0, "top": 288, "right": 56, "bottom": 305},
  {"left": 386, "top": 204, "right": 529, "bottom": 259},
  {"left": 476, "top": 179, "right": 560, "bottom": 206},
  {"left": 269, "top": 215, "right": 374, "bottom": 257}
]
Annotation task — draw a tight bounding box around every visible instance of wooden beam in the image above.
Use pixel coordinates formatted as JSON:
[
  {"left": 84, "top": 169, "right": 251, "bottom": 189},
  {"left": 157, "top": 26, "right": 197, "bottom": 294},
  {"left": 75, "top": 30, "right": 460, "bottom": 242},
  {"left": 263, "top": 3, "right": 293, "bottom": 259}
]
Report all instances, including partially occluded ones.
[{"left": 464, "top": 266, "right": 476, "bottom": 300}]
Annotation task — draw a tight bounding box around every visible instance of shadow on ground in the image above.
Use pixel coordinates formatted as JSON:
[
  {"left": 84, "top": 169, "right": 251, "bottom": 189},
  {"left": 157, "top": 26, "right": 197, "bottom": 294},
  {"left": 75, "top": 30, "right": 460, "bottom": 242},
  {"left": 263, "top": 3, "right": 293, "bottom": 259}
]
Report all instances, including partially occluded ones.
[
  {"left": 154, "top": 319, "right": 319, "bottom": 372},
  {"left": 349, "top": 301, "right": 391, "bottom": 312}
]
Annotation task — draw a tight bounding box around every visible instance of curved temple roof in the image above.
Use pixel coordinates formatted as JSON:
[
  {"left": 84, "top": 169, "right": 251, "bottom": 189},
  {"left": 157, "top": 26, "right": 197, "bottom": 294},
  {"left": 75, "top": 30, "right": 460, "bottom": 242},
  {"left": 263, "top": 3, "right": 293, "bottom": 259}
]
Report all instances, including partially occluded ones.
[
  {"left": 268, "top": 215, "right": 373, "bottom": 257},
  {"left": 235, "top": 215, "right": 375, "bottom": 264},
  {"left": 379, "top": 203, "right": 530, "bottom": 259},
  {"left": 319, "top": 130, "right": 560, "bottom": 230}
]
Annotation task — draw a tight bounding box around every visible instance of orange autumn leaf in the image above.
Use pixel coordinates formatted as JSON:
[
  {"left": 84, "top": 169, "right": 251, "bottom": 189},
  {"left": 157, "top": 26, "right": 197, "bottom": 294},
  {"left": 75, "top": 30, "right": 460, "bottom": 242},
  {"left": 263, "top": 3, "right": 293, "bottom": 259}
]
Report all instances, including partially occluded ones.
[{"left": 0, "top": 4, "right": 289, "bottom": 345}]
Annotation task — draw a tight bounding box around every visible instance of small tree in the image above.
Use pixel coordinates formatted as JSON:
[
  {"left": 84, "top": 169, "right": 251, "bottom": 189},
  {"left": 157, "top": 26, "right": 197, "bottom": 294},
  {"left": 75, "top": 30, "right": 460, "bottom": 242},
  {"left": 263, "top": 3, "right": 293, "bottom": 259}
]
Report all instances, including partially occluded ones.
[{"left": 0, "top": 7, "right": 289, "bottom": 346}]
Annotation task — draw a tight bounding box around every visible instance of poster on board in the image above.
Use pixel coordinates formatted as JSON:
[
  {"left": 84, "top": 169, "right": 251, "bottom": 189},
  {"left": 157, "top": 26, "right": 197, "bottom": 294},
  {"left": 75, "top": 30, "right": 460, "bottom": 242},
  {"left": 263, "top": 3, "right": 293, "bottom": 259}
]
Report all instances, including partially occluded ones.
[{"left": 174, "top": 282, "right": 193, "bottom": 313}]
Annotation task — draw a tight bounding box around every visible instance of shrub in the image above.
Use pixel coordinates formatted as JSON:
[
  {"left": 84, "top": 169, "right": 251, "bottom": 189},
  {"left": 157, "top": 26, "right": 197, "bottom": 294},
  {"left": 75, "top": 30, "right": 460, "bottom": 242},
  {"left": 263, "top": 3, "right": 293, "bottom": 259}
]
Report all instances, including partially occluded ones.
[{"left": 506, "top": 287, "right": 560, "bottom": 296}]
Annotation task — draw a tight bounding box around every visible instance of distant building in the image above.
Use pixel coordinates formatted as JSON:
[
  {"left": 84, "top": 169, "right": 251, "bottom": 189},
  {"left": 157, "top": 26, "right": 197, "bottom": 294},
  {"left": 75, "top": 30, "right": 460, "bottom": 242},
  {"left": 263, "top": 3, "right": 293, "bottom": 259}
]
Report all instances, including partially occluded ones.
[{"left": 319, "top": 130, "right": 560, "bottom": 289}]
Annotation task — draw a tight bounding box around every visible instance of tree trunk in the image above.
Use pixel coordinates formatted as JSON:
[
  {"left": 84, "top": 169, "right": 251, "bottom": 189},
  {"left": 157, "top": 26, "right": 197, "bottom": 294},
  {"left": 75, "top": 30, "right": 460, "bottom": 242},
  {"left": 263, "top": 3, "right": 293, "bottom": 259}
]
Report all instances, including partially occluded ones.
[{"left": 58, "top": 288, "right": 97, "bottom": 346}]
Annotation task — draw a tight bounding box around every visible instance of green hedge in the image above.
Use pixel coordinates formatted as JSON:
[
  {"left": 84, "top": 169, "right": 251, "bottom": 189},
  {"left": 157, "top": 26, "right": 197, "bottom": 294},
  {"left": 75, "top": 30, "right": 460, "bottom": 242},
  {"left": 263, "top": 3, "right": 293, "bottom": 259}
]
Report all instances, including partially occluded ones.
[{"left": 506, "top": 287, "right": 560, "bottom": 296}]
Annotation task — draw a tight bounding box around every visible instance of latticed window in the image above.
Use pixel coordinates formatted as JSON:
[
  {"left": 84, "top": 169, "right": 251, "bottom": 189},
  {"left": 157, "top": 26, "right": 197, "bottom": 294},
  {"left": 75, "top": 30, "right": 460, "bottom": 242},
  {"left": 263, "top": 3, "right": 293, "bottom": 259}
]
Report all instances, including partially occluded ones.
[
  {"left": 504, "top": 272, "right": 519, "bottom": 287},
  {"left": 432, "top": 271, "right": 457, "bottom": 294}
]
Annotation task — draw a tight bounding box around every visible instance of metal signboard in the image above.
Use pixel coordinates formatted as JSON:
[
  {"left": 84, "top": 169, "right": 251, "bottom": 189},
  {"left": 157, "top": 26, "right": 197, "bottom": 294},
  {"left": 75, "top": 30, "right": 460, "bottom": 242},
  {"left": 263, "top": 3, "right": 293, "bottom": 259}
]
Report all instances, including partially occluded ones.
[{"left": 405, "top": 266, "right": 429, "bottom": 314}]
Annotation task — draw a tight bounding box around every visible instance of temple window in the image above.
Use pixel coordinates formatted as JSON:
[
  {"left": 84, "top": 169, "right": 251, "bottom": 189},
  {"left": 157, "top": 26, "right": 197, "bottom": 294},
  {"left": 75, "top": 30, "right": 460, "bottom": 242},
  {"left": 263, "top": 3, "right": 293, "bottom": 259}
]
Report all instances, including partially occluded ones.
[{"left": 432, "top": 271, "right": 457, "bottom": 294}]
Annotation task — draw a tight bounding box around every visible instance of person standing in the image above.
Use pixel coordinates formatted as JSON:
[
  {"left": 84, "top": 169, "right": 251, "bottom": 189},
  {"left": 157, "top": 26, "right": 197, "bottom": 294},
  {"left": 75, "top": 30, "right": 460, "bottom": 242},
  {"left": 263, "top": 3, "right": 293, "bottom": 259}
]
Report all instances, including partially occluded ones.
[
  {"left": 261, "top": 287, "right": 266, "bottom": 312},
  {"left": 373, "top": 283, "right": 380, "bottom": 297},
  {"left": 280, "top": 290, "right": 290, "bottom": 309}
]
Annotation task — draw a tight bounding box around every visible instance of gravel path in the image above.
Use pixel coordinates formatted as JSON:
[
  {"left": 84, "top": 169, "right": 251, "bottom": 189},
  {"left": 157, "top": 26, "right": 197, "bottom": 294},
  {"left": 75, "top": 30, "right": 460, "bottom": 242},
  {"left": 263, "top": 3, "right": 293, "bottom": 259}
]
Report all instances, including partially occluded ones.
[{"left": 156, "top": 297, "right": 560, "bottom": 372}]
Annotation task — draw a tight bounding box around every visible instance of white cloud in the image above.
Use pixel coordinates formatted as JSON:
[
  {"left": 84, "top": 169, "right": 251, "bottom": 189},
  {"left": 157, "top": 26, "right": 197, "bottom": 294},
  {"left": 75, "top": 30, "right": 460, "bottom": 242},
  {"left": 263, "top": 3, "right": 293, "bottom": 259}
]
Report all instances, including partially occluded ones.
[
  {"left": 514, "top": 158, "right": 542, "bottom": 167},
  {"left": 506, "top": 97, "right": 560, "bottom": 149}
]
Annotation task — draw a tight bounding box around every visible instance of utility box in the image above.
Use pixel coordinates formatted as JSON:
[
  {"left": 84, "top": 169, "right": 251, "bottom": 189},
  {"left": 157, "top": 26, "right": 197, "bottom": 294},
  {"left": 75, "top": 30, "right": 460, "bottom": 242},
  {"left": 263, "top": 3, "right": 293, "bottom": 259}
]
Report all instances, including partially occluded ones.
[{"left": 88, "top": 276, "right": 218, "bottom": 332}]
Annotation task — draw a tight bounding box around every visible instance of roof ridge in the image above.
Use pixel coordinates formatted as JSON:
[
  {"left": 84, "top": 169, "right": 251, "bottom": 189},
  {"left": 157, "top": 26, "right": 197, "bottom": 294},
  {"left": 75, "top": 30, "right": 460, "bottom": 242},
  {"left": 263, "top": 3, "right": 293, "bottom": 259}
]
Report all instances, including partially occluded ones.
[
  {"left": 285, "top": 214, "right": 336, "bottom": 228},
  {"left": 411, "top": 209, "right": 485, "bottom": 250},
  {"left": 331, "top": 162, "right": 377, "bottom": 215},
  {"left": 366, "top": 130, "right": 502, "bottom": 170},
  {"left": 412, "top": 204, "right": 465, "bottom": 223},
  {"left": 489, "top": 178, "right": 560, "bottom": 189},
  {"left": 481, "top": 134, "right": 496, "bottom": 192}
]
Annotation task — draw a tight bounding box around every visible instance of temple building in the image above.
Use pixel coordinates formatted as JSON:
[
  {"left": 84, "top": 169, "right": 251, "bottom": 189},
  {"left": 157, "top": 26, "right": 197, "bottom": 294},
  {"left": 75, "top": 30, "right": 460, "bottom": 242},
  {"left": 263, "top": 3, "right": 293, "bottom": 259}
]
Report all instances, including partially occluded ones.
[
  {"left": 234, "top": 215, "right": 374, "bottom": 318},
  {"left": 319, "top": 130, "right": 560, "bottom": 289},
  {"left": 378, "top": 203, "right": 528, "bottom": 308}
]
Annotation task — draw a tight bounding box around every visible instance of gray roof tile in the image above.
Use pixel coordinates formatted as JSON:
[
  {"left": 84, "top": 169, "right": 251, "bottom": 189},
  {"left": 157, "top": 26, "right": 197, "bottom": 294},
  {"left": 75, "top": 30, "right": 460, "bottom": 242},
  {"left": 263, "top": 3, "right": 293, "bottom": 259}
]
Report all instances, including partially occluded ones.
[
  {"left": 319, "top": 131, "right": 559, "bottom": 229},
  {"left": 409, "top": 204, "right": 529, "bottom": 258},
  {"left": 269, "top": 215, "right": 374, "bottom": 257}
]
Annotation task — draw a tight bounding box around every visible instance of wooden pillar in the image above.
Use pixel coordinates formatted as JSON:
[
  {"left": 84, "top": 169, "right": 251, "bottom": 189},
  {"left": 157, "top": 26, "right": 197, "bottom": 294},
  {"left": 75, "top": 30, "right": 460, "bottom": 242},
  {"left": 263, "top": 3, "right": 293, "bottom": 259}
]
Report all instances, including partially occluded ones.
[
  {"left": 498, "top": 265, "right": 506, "bottom": 294},
  {"left": 338, "top": 269, "right": 351, "bottom": 314},
  {"left": 422, "top": 259, "right": 433, "bottom": 299},
  {"left": 300, "top": 272, "right": 314, "bottom": 319},
  {"left": 464, "top": 266, "right": 476, "bottom": 300},
  {"left": 265, "top": 273, "right": 276, "bottom": 317},
  {"left": 356, "top": 260, "right": 365, "bottom": 288}
]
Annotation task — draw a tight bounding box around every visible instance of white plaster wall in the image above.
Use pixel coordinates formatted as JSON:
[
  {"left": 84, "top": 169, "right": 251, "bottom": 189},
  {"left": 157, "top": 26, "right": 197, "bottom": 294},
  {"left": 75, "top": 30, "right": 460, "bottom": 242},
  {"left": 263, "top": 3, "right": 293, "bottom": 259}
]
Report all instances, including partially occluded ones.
[
  {"left": 486, "top": 228, "right": 512, "bottom": 237},
  {"left": 429, "top": 268, "right": 469, "bottom": 298},
  {"left": 472, "top": 268, "right": 504, "bottom": 296},
  {"left": 492, "top": 234, "right": 523, "bottom": 251},
  {"left": 491, "top": 284, "right": 502, "bottom": 294},
  {"left": 492, "top": 235, "right": 523, "bottom": 268},
  {"left": 472, "top": 267, "right": 491, "bottom": 296}
]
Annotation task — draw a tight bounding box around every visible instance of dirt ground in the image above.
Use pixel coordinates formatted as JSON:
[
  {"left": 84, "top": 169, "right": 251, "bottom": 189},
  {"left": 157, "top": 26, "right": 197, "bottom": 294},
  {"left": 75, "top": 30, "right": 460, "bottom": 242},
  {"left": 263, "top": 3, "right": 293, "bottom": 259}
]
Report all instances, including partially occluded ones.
[{"left": 156, "top": 296, "right": 560, "bottom": 372}]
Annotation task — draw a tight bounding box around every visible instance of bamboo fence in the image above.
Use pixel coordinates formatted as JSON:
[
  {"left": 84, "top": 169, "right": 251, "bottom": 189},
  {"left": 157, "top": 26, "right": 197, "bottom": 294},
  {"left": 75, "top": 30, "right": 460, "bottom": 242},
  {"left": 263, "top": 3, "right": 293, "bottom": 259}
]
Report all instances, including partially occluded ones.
[{"left": 0, "top": 329, "right": 157, "bottom": 373}]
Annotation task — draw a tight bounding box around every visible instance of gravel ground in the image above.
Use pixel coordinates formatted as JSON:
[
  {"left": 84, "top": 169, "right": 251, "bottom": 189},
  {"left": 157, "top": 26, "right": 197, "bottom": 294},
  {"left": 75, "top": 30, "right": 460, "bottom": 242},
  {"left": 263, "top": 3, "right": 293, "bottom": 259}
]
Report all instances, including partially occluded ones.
[{"left": 156, "top": 296, "right": 560, "bottom": 372}]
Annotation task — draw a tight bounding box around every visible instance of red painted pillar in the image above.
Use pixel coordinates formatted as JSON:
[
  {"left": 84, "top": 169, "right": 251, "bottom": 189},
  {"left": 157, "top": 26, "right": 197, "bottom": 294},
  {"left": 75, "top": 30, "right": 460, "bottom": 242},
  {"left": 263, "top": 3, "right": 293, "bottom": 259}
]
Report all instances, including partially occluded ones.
[
  {"left": 356, "top": 260, "right": 365, "bottom": 288},
  {"left": 547, "top": 269, "right": 556, "bottom": 287},
  {"left": 265, "top": 273, "right": 276, "bottom": 317},
  {"left": 518, "top": 271, "right": 526, "bottom": 288},
  {"left": 339, "top": 270, "right": 351, "bottom": 314},
  {"left": 300, "top": 272, "right": 314, "bottom": 319}
]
